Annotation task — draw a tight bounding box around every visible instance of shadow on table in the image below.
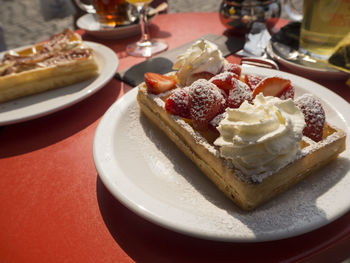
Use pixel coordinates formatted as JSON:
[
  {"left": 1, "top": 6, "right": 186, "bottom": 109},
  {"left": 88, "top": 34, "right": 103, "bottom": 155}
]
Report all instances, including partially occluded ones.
[
  {"left": 96, "top": 176, "right": 257, "bottom": 263},
  {"left": 0, "top": 81, "right": 122, "bottom": 158},
  {"left": 115, "top": 57, "right": 173, "bottom": 87}
]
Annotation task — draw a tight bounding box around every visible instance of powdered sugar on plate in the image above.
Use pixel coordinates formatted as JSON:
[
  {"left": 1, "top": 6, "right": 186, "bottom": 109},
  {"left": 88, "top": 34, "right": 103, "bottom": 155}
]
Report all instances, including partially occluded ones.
[{"left": 94, "top": 67, "right": 350, "bottom": 242}]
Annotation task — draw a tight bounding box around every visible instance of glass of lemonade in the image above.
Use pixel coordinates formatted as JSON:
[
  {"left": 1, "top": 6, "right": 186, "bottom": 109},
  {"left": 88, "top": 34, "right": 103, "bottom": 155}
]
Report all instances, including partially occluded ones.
[
  {"left": 126, "top": 0, "right": 168, "bottom": 57},
  {"left": 299, "top": 0, "right": 350, "bottom": 60}
]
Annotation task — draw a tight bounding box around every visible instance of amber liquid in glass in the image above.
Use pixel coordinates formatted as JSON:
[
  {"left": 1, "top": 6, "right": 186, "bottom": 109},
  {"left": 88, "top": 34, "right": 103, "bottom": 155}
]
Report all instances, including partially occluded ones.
[
  {"left": 93, "top": 0, "right": 130, "bottom": 27},
  {"left": 299, "top": 0, "right": 350, "bottom": 59}
]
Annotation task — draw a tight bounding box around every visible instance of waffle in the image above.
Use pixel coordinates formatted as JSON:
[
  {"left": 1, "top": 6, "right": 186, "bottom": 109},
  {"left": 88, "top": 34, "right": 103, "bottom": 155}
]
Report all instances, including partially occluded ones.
[
  {"left": 137, "top": 73, "right": 346, "bottom": 211},
  {"left": 0, "top": 29, "right": 98, "bottom": 103}
]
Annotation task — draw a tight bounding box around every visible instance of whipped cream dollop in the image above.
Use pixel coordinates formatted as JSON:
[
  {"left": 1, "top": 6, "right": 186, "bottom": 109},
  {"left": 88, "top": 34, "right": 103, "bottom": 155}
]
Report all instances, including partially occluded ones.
[
  {"left": 173, "top": 39, "right": 224, "bottom": 86},
  {"left": 214, "top": 94, "right": 306, "bottom": 176}
]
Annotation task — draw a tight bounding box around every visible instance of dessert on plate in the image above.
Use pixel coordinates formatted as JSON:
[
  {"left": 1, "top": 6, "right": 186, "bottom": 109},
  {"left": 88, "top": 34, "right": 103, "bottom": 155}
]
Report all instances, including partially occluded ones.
[
  {"left": 0, "top": 29, "right": 99, "bottom": 103},
  {"left": 137, "top": 39, "right": 346, "bottom": 211}
]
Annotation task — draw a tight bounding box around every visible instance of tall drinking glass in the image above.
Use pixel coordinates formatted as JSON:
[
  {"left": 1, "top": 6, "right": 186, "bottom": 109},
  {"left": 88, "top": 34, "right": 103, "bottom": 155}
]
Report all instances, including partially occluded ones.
[{"left": 126, "top": 0, "right": 167, "bottom": 57}]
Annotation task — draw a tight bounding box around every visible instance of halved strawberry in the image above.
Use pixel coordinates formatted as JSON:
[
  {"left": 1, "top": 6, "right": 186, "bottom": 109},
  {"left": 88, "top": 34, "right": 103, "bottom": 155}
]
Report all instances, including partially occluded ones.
[
  {"left": 279, "top": 84, "right": 295, "bottom": 100},
  {"left": 227, "top": 78, "right": 253, "bottom": 108},
  {"left": 144, "top": 72, "right": 176, "bottom": 94},
  {"left": 189, "top": 79, "right": 226, "bottom": 130},
  {"left": 295, "top": 94, "right": 325, "bottom": 142},
  {"left": 165, "top": 87, "right": 190, "bottom": 118},
  {"left": 209, "top": 72, "right": 237, "bottom": 95},
  {"left": 221, "top": 63, "right": 242, "bottom": 77},
  {"left": 244, "top": 74, "right": 263, "bottom": 91},
  {"left": 252, "top": 77, "right": 292, "bottom": 99}
]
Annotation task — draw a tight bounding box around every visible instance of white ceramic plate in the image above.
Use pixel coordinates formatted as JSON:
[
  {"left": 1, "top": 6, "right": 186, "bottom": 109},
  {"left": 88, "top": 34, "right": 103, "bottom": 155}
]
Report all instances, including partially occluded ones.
[
  {"left": 0, "top": 42, "right": 118, "bottom": 126},
  {"left": 77, "top": 13, "right": 143, "bottom": 39},
  {"left": 93, "top": 67, "right": 350, "bottom": 242},
  {"left": 266, "top": 41, "right": 349, "bottom": 80}
]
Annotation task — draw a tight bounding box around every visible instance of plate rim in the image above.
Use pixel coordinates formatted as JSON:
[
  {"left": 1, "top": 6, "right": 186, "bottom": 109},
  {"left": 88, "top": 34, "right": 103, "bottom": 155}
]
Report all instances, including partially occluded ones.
[
  {"left": 0, "top": 41, "right": 119, "bottom": 126},
  {"left": 93, "top": 68, "right": 350, "bottom": 242}
]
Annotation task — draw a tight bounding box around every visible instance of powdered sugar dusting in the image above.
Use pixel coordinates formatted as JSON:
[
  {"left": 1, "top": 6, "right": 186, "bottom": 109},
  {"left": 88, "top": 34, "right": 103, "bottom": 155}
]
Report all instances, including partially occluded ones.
[
  {"left": 189, "top": 79, "right": 225, "bottom": 121},
  {"left": 150, "top": 95, "right": 165, "bottom": 108},
  {"left": 209, "top": 71, "right": 237, "bottom": 82},
  {"left": 188, "top": 79, "right": 226, "bottom": 130},
  {"left": 296, "top": 93, "right": 325, "bottom": 142},
  {"left": 144, "top": 80, "right": 344, "bottom": 185},
  {"left": 169, "top": 87, "right": 189, "bottom": 106},
  {"left": 227, "top": 78, "right": 252, "bottom": 108},
  {"left": 210, "top": 112, "right": 227, "bottom": 128},
  {"left": 245, "top": 74, "right": 263, "bottom": 91},
  {"left": 171, "top": 114, "right": 219, "bottom": 157},
  {"left": 109, "top": 90, "right": 350, "bottom": 241},
  {"left": 280, "top": 85, "right": 295, "bottom": 100}
]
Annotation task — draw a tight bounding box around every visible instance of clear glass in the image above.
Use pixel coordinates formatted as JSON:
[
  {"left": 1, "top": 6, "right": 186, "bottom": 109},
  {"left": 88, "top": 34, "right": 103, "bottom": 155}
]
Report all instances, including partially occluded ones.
[{"left": 126, "top": 0, "right": 167, "bottom": 57}]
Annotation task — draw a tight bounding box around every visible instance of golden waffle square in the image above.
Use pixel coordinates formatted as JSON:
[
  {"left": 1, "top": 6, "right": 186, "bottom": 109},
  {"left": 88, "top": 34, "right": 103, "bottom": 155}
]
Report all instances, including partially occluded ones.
[{"left": 137, "top": 73, "right": 346, "bottom": 211}]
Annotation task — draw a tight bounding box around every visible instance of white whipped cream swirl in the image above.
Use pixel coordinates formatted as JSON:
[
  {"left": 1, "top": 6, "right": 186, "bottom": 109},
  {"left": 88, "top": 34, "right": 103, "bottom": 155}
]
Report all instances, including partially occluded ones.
[
  {"left": 214, "top": 94, "right": 306, "bottom": 176},
  {"left": 173, "top": 39, "right": 224, "bottom": 86}
]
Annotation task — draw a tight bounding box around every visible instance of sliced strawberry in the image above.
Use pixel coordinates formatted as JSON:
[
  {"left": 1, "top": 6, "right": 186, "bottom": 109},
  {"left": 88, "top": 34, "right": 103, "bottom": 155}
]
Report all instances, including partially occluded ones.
[
  {"left": 279, "top": 84, "right": 295, "bottom": 100},
  {"left": 165, "top": 87, "right": 190, "bottom": 118},
  {"left": 189, "top": 79, "right": 226, "bottom": 130},
  {"left": 221, "top": 63, "right": 242, "bottom": 77},
  {"left": 252, "top": 77, "right": 292, "bottom": 99},
  {"left": 227, "top": 78, "right": 253, "bottom": 108},
  {"left": 295, "top": 94, "right": 325, "bottom": 142},
  {"left": 209, "top": 72, "right": 237, "bottom": 95},
  {"left": 244, "top": 74, "right": 263, "bottom": 91},
  {"left": 144, "top": 72, "right": 176, "bottom": 94}
]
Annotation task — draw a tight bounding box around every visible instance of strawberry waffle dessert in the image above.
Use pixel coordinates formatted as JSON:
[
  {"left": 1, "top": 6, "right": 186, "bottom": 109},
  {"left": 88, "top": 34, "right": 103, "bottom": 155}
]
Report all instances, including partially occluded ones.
[{"left": 137, "top": 39, "right": 346, "bottom": 211}]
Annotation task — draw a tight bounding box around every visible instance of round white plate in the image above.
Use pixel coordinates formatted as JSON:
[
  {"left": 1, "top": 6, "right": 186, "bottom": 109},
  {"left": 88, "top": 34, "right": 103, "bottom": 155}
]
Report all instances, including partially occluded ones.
[
  {"left": 77, "top": 13, "right": 142, "bottom": 39},
  {"left": 0, "top": 42, "right": 118, "bottom": 126},
  {"left": 93, "top": 67, "right": 350, "bottom": 242}
]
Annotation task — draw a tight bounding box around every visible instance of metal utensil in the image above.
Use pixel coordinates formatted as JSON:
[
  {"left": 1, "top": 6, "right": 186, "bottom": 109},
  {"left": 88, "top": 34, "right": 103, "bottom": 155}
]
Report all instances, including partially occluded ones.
[{"left": 241, "top": 56, "right": 279, "bottom": 70}]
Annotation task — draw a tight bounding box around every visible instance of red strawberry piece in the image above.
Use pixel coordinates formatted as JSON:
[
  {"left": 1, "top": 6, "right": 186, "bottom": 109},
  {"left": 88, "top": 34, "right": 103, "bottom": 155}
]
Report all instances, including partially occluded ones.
[
  {"left": 144, "top": 72, "right": 176, "bottom": 94},
  {"left": 295, "top": 94, "right": 325, "bottom": 142},
  {"left": 209, "top": 112, "right": 227, "bottom": 131},
  {"left": 279, "top": 84, "right": 295, "bottom": 100},
  {"left": 221, "top": 63, "right": 242, "bottom": 77},
  {"left": 227, "top": 78, "right": 253, "bottom": 108},
  {"left": 244, "top": 74, "right": 263, "bottom": 91},
  {"left": 165, "top": 87, "right": 191, "bottom": 118},
  {"left": 252, "top": 76, "right": 292, "bottom": 99},
  {"left": 219, "top": 89, "right": 228, "bottom": 113},
  {"left": 189, "top": 79, "right": 226, "bottom": 130},
  {"left": 209, "top": 72, "right": 237, "bottom": 95}
]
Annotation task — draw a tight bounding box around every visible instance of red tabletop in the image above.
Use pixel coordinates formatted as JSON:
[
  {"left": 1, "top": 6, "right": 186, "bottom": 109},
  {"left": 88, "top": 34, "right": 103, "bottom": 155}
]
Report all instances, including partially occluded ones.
[{"left": 0, "top": 12, "right": 349, "bottom": 263}]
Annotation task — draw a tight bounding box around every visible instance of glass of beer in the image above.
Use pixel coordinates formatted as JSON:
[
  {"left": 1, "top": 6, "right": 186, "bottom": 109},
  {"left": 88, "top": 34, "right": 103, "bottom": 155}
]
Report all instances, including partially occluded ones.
[
  {"left": 125, "top": 0, "right": 168, "bottom": 57},
  {"left": 299, "top": 0, "right": 350, "bottom": 59},
  {"left": 75, "top": 0, "right": 132, "bottom": 28}
]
